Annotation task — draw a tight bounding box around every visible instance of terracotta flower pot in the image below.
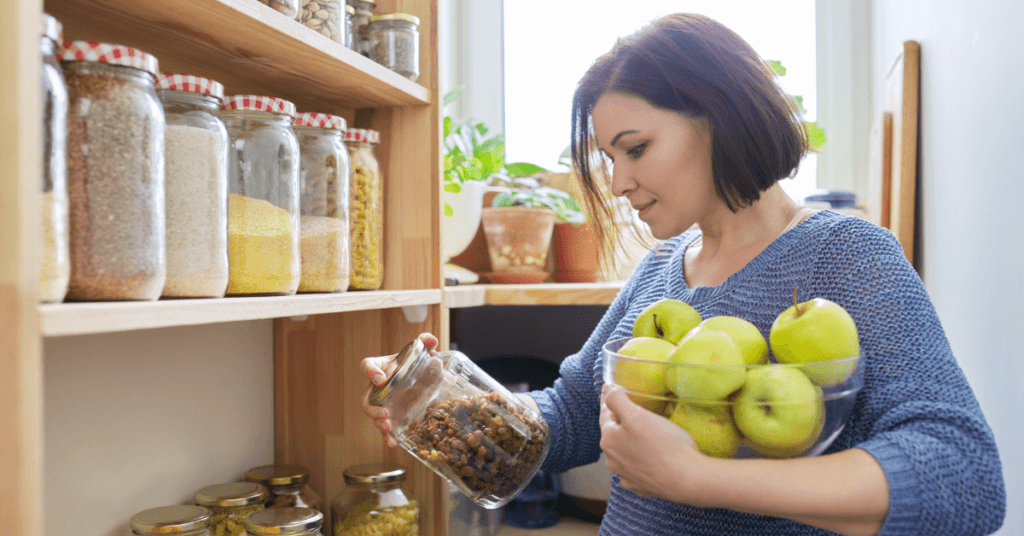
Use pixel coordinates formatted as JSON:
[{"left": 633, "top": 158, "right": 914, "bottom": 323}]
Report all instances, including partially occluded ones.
[
  {"left": 480, "top": 207, "right": 556, "bottom": 281},
  {"left": 552, "top": 222, "right": 601, "bottom": 283},
  {"left": 449, "top": 186, "right": 508, "bottom": 273}
]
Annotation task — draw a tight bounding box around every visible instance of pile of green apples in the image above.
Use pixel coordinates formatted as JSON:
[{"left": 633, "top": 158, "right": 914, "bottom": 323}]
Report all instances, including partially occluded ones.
[{"left": 612, "top": 291, "right": 860, "bottom": 459}]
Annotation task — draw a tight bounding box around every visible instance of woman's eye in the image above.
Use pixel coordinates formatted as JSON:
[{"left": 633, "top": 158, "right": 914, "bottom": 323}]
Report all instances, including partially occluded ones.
[{"left": 627, "top": 143, "right": 647, "bottom": 158}]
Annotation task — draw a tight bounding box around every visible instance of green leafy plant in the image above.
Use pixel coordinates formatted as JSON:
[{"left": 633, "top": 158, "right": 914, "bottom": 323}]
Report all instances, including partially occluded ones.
[
  {"left": 491, "top": 177, "right": 586, "bottom": 225},
  {"left": 767, "top": 60, "right": 826, "bottom": 152}
]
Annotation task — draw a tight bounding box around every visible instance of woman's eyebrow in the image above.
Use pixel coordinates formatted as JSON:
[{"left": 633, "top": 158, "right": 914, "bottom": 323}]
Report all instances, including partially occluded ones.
[{"left": 610, "top": 129, "right": 640, "bottom": 147}]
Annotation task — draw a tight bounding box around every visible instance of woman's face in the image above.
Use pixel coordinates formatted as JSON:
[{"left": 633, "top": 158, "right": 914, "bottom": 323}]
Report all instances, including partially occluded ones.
[{"left": 592, "top": 92, "right": 716, "bottom": 239}]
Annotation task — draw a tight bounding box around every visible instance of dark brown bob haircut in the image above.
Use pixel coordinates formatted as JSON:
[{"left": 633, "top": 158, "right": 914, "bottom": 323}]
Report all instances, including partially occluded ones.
[{"left": 571, "top": 13, "right": 807, "bottom": 258}]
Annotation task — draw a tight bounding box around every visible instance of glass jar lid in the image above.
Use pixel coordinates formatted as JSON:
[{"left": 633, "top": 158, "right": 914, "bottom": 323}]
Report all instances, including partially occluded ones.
[
  {"left": 194, "top": 482, "right": 268, "bottom": 508},
  {"left": 60, "top": 41, "right": 160, "bottom": 77},
  {"left": 294, "top": 112, "right": 347, "bottom": 132},
  {"left": 245, "top": 464, "right": 312, "bottom": 487},
  {"left": 130, "top": 505, "right": 212, "bottom": 534},
  {"left": 368, "top": 338, "right": 425, "bottom": 406},
  {"left": 41, "top": 14, "right": 62, "bottom": 45},
  {"left": 369, "top": 13, "right": 419, "bottom": 26},
  {"left": 244, "top": 507, "right": 323, "bottom": 535},
  {"left": 157, "top": 73, "right": 225, "bottom": 100},
  {"left": 344, "top": 128, "right": 380, "bottom": 145},
  {"left": 343, "top": 462, "right": 407, "bottom": 485},
  {"left": 221, "top": 94, "right": 297, "bottom": 118}
]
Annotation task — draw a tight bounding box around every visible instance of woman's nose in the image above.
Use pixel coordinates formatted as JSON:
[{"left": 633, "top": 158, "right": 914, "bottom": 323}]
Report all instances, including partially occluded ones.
[{"left": 609, "top": 163, "right": 632, "bottom": 198}]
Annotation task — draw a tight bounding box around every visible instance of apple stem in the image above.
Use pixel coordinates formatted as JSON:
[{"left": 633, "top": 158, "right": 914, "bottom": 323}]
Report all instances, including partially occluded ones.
[
  {"left": 792, "top": 285, "right": 805, "bottom": 318},
  {"left": 653, "top": 313, "right": 665, "bottom": 338}
]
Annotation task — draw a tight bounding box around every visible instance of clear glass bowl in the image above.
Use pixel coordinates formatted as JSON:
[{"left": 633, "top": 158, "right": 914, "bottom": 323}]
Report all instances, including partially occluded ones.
[{"left": 602, "top": 337, "right": 863, "bottom": 459}]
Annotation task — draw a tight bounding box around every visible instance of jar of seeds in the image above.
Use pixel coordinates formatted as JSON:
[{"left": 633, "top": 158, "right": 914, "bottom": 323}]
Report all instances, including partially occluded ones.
[
  {"left": 130, "top": 505, "right": 214, "bottom": 536},
  {"left": 369, "top": 13, "right": 420, "bottom": 81},
  {"left": 60, "top": 41, "right": 166, "bottom": 301},
  {"left": 157, "top": 73, "right": 230, "bottom": 299},
  {"left": 294, "top": 112, "right": 350, "bottom": 293},
  {"left": 245, "top": 464, "right": 324, "bottom": 512},
  {"left": 194, "top": 482, "right": 267, "bottom": 536},
  {"left": 221, "top": 95, "right": 301, "bottom": 296},
  {"left": 344, "top": 128, "right": 382, "bottom": 290},
  {"left": 300, "top": 0, "right": 343, "bottom": 43},
  {"left": 40, "top": 14, "right": 69, "bottom": 303},
  {"left": 346, "top": 0, "right": 375, "bottom": 57},
  {"left": 245, "top": 507, "right": 324, "bottom": 536},
  {"left": 344, "top": 5, "right": 354, "bottom": 48},
  {"left": 257, "top": 0, "right": 300, "bottom": 20}
]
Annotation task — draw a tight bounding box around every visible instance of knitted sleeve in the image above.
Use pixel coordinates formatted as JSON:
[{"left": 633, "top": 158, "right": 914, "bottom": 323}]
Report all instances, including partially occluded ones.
[{"left": 807, "top": 219, "right": 1006, "bottom": 536}]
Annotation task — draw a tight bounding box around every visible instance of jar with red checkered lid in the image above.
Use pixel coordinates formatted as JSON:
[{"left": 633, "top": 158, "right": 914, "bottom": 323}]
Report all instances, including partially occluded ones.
[
  {"left": 157, "top": 74, "right": 230, "bottom": 298},
  {"left": 59, "top": 41, "right": 167, "bottom": 301},
  {"left": 40, "top": 13, "right": 69, "bottom": 303},
  {"left": 293, "top": 112, "right": 351, "bottom": 293},
  {"left": 220, "top": 94, "right": 301, "bottom": 296},
  {"left": 344, "top": 128, "right": 383, "bottom": 290}
]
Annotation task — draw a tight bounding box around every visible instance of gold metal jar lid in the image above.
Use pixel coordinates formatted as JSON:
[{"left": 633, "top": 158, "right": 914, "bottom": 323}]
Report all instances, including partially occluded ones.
[
  {"left": 244, "top": 507, "right": 323, "bottom": 535},
  {"left": 346, "top": 4, "right": 354, "bottom": 14},
  {"left": 367, "top": 338, "right": 426, "bottom": 406},
  {"left": 369, "top": 13, "right": 420, "bottom": 26},
  {"left": 194, "top": 482, "right": 268, "bottom": 508},
  {"left": 245, "top": 464, "right": 311, "bottom": 487},
  {"left": 343, "top": 462, "right": 407, "bottom": 485},
  {"left": 130, "top": 505, "right": 212, "bottom": 534}
]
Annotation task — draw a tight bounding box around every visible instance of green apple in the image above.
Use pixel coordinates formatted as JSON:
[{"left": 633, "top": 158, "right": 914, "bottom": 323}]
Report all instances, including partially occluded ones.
[
  {"left": 669, "top": 402, "right": 742, "bottom": 459},
  {"left": 769, "top": 289, "right": 860, "bottom": 386},
  {"left": 733, "top": 365, "right": 824, "bottom": 458},
  {"left": 633, "top": 298, "right": 702, "bottom": 344},
  {"left": 665, "top": 326, "right": 746, "bottom": 402},
  {"left": 700, "top": 316, "right": 769, "bottom": 366},
  {"left": 613, "top": 336, "right": 676, "bottom": 412}
]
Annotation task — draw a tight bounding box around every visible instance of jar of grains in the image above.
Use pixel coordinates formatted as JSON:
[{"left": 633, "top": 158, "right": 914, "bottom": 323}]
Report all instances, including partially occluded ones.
[
  {"left": 257, "top": 0, "right": 300, "bottom": 20},
  {"left": 368, "top": 339, "right": 551, "bottom": 509},
  {"left": 346, "top": 0, "right": 375, "bottom": 57},
  {"left": 221, "top": 95, "right": 301, "bottom": 296},
  {"left": 193, "top": 482, "right": 267, "bottom": 536},
  {"left": 344, "top": 5, "right": 354, "bottom": 48},
  {"left": 244, "top": 464, "right": 324, "bottom": 512},
  {"left": 245, "top": 507, "right": 324, "bottom": 536},
  {"left": 294, "top": 112, "right": 351, "bottom": 293},
  {"left": 156, "top": 73, "right": 230, "bottom": 298},
  {"left": 300, "top": 0, "right": 343, "bottom": 43},
  {"left": 343, "top": 128, "right": 383, "bottom": 290},
  {"left": 330, "top": 463, "right": 418, "bottom": 536},
  {"left": 130, "top": 505, "right": 214, "bottom": 536},
  {"left": 60, "top": 41, "right": 166, "bottom": 301},
  {"left": 369, "top": 13, "right": 420, "bottom": 81},
  {"left": 40, "top": 14, "right": 69, "bottom": 303}
]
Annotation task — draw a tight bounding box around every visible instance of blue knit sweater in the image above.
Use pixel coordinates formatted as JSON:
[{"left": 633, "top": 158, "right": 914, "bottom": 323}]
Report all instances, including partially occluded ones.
[{"left": 531, "top": 210, "right": 1006, "bottom": 535}]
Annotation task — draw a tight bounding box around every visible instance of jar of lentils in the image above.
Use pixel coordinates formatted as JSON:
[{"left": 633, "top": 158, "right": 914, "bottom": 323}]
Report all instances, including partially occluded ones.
[
  {"left": 346, "top": 0, "right": 375, "bottom": 57},
  {"left": 344, "top": 128, "right": 382, "bottom": 290},
  {"left": 331, "top": 463, "right": 418, "bottom": 536},
  {"left": 257, "top": 0, "right": 300, "bottom": 20},
  {"left": 194, "top": 482, "right": 267, "bottom": 536},
  {"left": 294, "top": 112, "right": 351, "bottom": 293},
  {"left": 369, "top": 13, "right": 420, "bottom": 81},
  {"left": 156, "top": 73, "right": 230, "bottom": 299},
  {"left": 130, "top": 505, "right": 214, "bottom": 536},
  {"left": 221, "top": 95, "right": 301, "bottom": 296},
  {"left": 300, "top": 0, "right": 343, "bottom": 43},
  {"left": 60, "top": 41, "right": 166, "bottom": 301},
  {"left": 40, "top": 13, "right": 69, "bottom": 303}
]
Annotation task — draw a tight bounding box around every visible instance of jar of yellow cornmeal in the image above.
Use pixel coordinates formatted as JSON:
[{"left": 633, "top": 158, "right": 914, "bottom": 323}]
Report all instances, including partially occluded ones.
[
  {"left": 221, "top": 95, "right": 301, "bottom": 296},
  {"left": 343, "top": 128, "right": 383, "bottom": 290}
]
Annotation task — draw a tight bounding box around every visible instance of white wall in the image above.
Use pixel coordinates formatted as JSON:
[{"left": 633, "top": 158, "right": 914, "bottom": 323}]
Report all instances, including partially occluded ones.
[{"left": 871, "top": 1, "right": 1024, "bottom": 534}]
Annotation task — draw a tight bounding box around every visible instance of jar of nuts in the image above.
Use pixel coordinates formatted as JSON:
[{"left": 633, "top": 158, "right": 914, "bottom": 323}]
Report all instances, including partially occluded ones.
[
  {"left": 343, "top": 128, "right": 383, "bottom": 290},
  {"left": 245, "top": 464, "right": 324, "bottom": 512},
  {"left": 130, "top": 505, "right": 214, "bottom": 536},
  {"left": 194, "top": 482, "right": 267, "bottom": 536},
  {"left": 40, "top": 14, "right": 69, "bottom": 304},
  {"left": 330, "top": 463, "right": 418, "bottom": 536},
  {"left": 346, "top": 0, "right": 375, "bottom": 57},
  {"left": 256, "top": 0, "right": 300, "bottom": 21},
  {"left": 369, "top": 13, "right": 420, "bottom": 81},
  {"left": 300, "top": 0, "right": 343, "bottom": 43},
  {"left": 368, "top": 339, "right": 551, "bottom": 509},
  {"left": 244, "top": 507, "right": 324, "bottom": 536}
]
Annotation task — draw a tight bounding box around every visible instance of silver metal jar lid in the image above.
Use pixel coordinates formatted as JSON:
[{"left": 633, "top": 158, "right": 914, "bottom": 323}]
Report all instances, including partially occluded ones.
[
  {"left": 368, "top": 338, "right": 427, "bottom": 406},
  {"left": 130, "top": 505, "right": 212, "bottom": 534},
  {"left": 194, "top": 482, "right": 268, "bottom": 508},
  {"left": 243, "top": 507, "right": 323, "bottom": 535}
]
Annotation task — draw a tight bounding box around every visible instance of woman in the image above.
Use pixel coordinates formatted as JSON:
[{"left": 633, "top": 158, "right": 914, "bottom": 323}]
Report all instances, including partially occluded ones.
[{"left": 361, "top": 13, "right": 1006, "bottom": 536}]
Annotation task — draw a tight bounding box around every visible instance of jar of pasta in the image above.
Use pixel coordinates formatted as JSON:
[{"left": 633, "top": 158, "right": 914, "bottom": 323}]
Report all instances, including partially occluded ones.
[
  {"left": 294, "top": 112, "right": 350, "bottom": 293},
  {"left": 369, "top": 13, "right": 419, "bottom": 81},
  {"left": 245, "top": 464, "right": 323, "bottom": 512},
  {"left": 130, "top": 505, "right": 214, "bottom": 536},
  {"left": 330, "top": 463, "right": 418, "bottom": 536},
  {"left": 345, "top": 0, "right": 374, "bottom": 57},
  {"left": 221, "top": 95, "right": 301, "bottom": 296},
  {"left": 344, "top": 128, "right": 382, "bottom": 290},
  {"left": 245, "top": 507, "right": 324, "bottom": 536},
  {"left": 193, "top": 482, "right": 267, "bottom": 536},
  {"left": 40, "top": 14, "right": 69, "bottom": 303}
]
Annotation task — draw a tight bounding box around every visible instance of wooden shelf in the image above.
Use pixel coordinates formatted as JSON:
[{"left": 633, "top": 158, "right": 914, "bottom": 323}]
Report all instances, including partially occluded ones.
[
  {"left": 444, "top": 281, "right": 625, "bottom": 308},
  {"left": 43, "top": 0, "right": 430, "bottom": 110},
  {"left": 40, "top": 289, "right": 441, "bottom": 337}
]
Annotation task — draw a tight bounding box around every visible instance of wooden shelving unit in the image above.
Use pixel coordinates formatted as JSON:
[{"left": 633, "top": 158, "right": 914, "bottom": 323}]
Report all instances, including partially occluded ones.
[{"left": 445, "top": 281, "right": 625, "bottom": 308}]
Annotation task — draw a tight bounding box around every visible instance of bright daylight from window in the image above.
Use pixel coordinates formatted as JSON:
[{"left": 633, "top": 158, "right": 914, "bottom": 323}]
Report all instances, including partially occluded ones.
[{"left": 503, "top": 0, "right": 819, "bottom": 204}]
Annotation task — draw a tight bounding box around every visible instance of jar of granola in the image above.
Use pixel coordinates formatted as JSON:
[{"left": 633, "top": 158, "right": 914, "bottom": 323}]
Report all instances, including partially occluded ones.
[
  {"left": 344, "top": 128, "right": 382, "bottom": 290},
  {"left": 346, "top": 0, "right": 374, "bottom": 57},
  {"left": 330, "top": 463, "right": 418, "bottom": 536},
  {"left": 39, "top": 13, "right": 69, "bottom": 303},
  {"left": 130, "top": 505, "right": 214, "bottom": 536},
  {"left": 193, "top": 482, "right": 267, "bottom": 536}
]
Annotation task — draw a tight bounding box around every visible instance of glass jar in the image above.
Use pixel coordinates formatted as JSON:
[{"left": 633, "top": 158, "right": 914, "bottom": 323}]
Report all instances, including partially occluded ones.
[
  {"left": 330, "top": 463, "right": 418, "bottom": 536},
  {"left": 130, "top": 505, "right": 214, "bottom": 536},
  {"left": 294, "top": 113, "right": 351, "bottom": 293},
  {"left": 369, "top": 13, "right": 419, "bottom": 81},
  {"left": 245, "top": 464, "right": 324, "bottom": 511},
  {"left": 368, "top": 339, "right": 551, "bottom": 509},
  {"left": 343, "top": 129, "right": 382, "bottom": 290},
  {"left": 60, "top": 41, "right": 166, "bottom": 301},
  {"left": 346, "top": 0, "right": 375, "bottom": 57},
  {"left": 257, "top": 0, "right": 300, "bottom": 20},
  {"left": 157, "top": 74, "right": 230, "bottom": 299},
  {"left": 245, "top": 507, "right": 324, "bottom": 536},
  {"left": 221, "top": 95, "right": 301, "bottom": 296},
  {"left": 344, "top": 5, "right": 354, "bottom": 49},
  {"left": 300, "top": 0, "right": 343, "bottom": 43},
  {"left": 194, "top": 482, "right": 267, "bottom": 536},
  {"left": 40, "top": 14, "right": 69, "bottom": 303}
]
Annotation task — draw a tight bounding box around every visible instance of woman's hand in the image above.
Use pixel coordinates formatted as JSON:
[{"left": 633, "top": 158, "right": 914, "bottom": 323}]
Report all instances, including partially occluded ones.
[{"left": 360, "top": 332, "right": 439, "bottom": 447}]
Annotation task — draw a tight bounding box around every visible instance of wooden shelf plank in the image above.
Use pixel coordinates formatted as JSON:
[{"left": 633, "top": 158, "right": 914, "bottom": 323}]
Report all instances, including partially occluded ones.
[
  {"left": 41, "top": 289, "right": 441, "bottom": 336},
  {"left": 44, "top": 0, "right": 429, "bottom": 110},
  {"left": 444, "top": 281, "right": 625, "bottom": 308}
]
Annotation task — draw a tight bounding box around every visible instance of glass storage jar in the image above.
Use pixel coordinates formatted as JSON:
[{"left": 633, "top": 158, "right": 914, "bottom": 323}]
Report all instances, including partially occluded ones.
[
  {"left": 157, "top": 73, "right": 230, "bottom": 299},
  {"left": 330, "top": 463, "right": 418, "bottom": 536},
  {"left": 194, "top": 482, "right": 267, "bottom": 536},
  {"left": 300, "top": 0, "right": 343, "bottom": 43},
  {"left": 346, "top": 0, "right": 375, "bottom": 57},
  {"left": 344, "top": 5, "right": 354, "bottom": 48},
  {"left": 40, "top": 14, "right": 69, "bottom": 303},
  {"left": 245, "top": 464, "right": 324, "bottom": 511},
  {"left": 343, "top": 129, "right": 382, "bottom": 290},
  {"left": 257, "top": 0, "right": 300, "bottom": 20},
  {"left": 294, "top": 112, "right": 351, "bottom": 293},
  {"left": 368, "top": 339, "right": 551, "bottom": 509},
  {"left": 221, "top": 95, "right": 301, "bottom": 296},
  {"left": 60, "top": 41, "right": 166, "bottom": 301},
  {"left": 369, "top": 13, "right": 419, "bottom": 81},
  {"left": 245, "top": 507, "right": 324, "bottom": 536},
  {"left": 130, "top": 505, "right": 214, "bottom": 536}
]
